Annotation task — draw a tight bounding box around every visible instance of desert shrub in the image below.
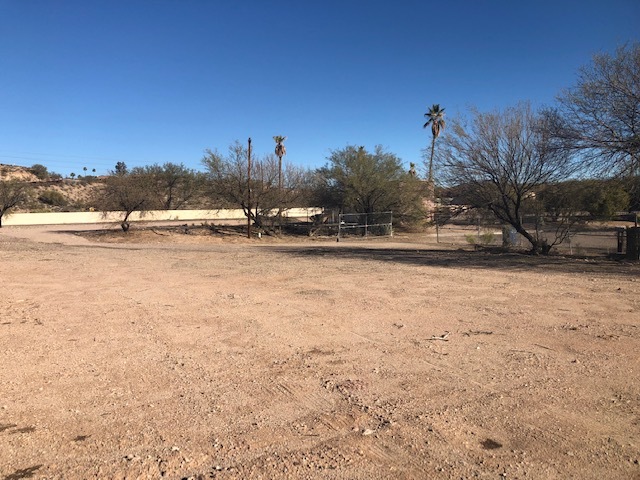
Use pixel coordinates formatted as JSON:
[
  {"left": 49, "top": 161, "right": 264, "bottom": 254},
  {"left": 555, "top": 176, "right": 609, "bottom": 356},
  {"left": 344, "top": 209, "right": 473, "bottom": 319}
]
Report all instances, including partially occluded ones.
[
  {"left": 38, "top": 189, "right": 68, "bottom": 207},
  {"left": 466, "top": 231, "right": 495, "bottom": 246},
  {"left": 584, "top": 183, "right": 629, "bottom": 219},
  {"left": 479, "top": 231, "right": 495, "bottom": 245},
  {"left": 30, "top": 164, "right": 49, "bottom": 180},
  {"left": 465, "top": 234, "right": 477, "bottom": 245},
  {"left": 201, "top": 221, "right": 217, "bottom": 232}
]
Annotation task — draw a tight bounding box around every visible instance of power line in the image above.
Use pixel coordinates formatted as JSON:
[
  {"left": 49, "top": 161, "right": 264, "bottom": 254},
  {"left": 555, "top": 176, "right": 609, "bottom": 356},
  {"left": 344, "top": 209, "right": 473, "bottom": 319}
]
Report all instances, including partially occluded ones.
[
  {"left": 0, "top": 153, "right": 127, "bottom": 165},
  {"left": 0, "top": 152, "right": 143, "bottom": 174},
  {"left": 0, "top": 149, "right": 131, "bottom": 161}
]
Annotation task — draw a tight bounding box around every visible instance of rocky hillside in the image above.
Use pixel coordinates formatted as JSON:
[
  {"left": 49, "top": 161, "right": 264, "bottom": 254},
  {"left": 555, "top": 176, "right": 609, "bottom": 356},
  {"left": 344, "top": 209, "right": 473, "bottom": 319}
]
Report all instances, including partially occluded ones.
[{"left": 1, "top": 163, "right": 103, "bottom": 212}]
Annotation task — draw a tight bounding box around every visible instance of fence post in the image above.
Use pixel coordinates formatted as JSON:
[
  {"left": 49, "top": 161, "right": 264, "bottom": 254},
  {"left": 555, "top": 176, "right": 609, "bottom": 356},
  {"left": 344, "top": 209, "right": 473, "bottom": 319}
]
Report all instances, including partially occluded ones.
[
  {"left": 616, "top": 228, "right": 625, "bottom": 254},
  {"left": 627, "top": 227, "right": 640, "bottom": 260}
]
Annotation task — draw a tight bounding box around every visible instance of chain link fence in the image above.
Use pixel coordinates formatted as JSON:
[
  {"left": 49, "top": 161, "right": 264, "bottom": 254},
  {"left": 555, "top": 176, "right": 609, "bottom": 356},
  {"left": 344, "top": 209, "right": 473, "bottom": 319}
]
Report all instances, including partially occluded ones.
[
  {"left": 302, "top": 211, "right": 394, "bottom": 239},
  {"left": 431, "top": 213, "right": 637, "bottom": 257},
  {"left": 338, "top": 212, "right": 393, "bottom": 239}
]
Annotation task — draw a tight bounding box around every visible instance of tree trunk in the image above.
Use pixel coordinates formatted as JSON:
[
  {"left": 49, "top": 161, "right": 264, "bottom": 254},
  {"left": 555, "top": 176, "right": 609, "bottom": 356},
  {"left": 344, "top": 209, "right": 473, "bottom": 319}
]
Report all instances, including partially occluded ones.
[
  {"left": 428, "top": 135, "right": 436, "bottom": 183},
  {"left": 121, "top": 211, "right": 132, "bottom": 232},
  {"left": 496, "top": 212, "right": 551, "bottom": 255},
  {"left": 278, "top": 155, "right": 283, "bottom": 234},
  {"left": 516, "top": 225, "right": 550, "bottom": 255}
]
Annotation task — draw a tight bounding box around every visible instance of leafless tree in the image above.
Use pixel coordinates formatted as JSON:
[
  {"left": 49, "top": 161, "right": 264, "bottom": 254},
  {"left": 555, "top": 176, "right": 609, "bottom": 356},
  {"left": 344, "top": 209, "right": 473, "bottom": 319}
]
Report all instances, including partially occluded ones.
[
  {"left": 441, "top": 103, "right": 577, "bottom": 254},
  {"left": 96, "top": 173, "right": 157, "bottom": 232},
  {"left": 0, "top": 180, "right": 30, "bottom": 228},
  {"left": 202, "top": 141, "right": 311, "bottom": 233},
  {"left": 550, "top": 43, "right": 640, "bottom": 177}
]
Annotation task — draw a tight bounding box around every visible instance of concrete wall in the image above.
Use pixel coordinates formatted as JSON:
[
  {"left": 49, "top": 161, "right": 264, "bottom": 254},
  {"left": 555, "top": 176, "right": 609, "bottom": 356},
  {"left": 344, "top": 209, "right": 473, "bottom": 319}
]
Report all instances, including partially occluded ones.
[{"left": 4, "top": 208, "right": 322, "bottom": 226}]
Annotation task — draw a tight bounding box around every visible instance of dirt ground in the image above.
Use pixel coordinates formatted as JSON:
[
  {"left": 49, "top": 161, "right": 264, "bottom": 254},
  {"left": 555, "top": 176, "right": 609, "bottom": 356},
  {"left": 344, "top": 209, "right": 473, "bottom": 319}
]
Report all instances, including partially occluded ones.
[{"left": 1, "top": 224, "right": 639, "bottom": 479}]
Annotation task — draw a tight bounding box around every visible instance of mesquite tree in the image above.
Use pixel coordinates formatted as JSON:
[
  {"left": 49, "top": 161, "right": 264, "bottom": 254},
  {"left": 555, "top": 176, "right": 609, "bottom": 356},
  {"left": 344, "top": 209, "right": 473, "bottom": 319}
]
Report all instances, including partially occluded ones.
[
  {"left": 441, "top": 103, "right": 577, "bottom": 254},
  {"left": 0, "top": 180, "right": 30, "bottom": 228}
]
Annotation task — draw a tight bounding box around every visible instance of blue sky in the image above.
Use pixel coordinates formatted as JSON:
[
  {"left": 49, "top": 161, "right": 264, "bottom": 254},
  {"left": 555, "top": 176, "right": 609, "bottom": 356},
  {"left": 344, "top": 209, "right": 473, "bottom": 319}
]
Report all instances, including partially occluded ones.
[{"left": 1, "top": 0, "right": 639, "bottom": 176}]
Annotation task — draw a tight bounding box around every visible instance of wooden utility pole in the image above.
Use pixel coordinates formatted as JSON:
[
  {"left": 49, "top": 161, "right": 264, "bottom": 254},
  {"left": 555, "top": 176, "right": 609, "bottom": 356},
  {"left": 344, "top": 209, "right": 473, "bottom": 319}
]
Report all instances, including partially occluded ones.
[{"left": 247, "top": 137, "right": 252, "bottom": 239}]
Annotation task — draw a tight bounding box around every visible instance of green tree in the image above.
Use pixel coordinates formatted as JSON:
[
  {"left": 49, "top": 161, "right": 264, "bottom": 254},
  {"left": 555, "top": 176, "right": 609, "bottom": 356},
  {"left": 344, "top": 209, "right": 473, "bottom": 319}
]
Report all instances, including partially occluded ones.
[
  {"left": 133, "top": 163, "right": 202, "bottom": 209},
  {"left": 29, "top": 164, "right": 49, "bottom": 180},
  {"left": 0, "top": 180, "right": 30, "bottom": 227},
  {"left": 552, "top": 179, "right": 630, "bottom": 219},
  {"left": 423, "top": 104, "right": 446, "bottom": 183},
  {"left": 315, "top": 145, "right": 425, "bottom": 224},
  {"left": 38, "top": 189, "right": 68, "bottom": 207},
  {"left": 115, "top": 162, "right": 128, "bottom": 176},
  {"left": 441, "top": 103, "right": 576, "bottom": 254}
]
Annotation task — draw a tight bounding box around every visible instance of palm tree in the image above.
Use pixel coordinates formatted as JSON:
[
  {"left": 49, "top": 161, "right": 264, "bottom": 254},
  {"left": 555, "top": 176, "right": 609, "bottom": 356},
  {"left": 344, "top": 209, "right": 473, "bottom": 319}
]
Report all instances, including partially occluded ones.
[
  {"left": 273, "top": 135, "right": 287, "bottom": 191},
  {"left": 423, "top": 104, "right": 446, "bottom": 183},
  {"left": 273, "top": 135, "right": 287, "bottom": 232}
]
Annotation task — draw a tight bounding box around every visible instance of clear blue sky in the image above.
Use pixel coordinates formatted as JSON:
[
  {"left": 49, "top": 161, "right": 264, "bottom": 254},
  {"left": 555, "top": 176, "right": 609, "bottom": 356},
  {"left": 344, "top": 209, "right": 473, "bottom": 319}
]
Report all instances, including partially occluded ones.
[{"left": 1, "top": 0, "right": 639, "bottom": 176}]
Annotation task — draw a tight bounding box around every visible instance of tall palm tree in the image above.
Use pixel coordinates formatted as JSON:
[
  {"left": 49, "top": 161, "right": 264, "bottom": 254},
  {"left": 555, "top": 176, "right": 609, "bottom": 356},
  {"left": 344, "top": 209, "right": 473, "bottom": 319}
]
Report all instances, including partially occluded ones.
[
  {"left": 273, "top": 135, "right": 287, "bottom": 191},
  {"left": 423, "top": 104, "right": 446, "bottom": 183},
  {"left": 273, "top": 136, "right": 287, "bottom": 232}
]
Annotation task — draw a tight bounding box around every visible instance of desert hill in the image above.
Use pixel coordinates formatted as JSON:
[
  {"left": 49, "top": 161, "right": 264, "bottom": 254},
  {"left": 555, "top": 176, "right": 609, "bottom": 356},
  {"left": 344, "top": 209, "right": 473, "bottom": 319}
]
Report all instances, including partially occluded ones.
[
  {"left": 0, "top": 163, "right": 41, "bottom": 182},
  {"left": 1, "top": 163, "right": 102, "bottom": 212}
]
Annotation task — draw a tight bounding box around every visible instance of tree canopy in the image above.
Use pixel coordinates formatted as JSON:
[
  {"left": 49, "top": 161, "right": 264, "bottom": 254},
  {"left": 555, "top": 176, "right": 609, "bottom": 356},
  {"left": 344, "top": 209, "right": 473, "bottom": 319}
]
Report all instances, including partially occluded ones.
[
  {"left": 315, "top": 145, "right": 426, "bottom": 224},
  {"left": 441, "top": 103, "right": 577, "bottom": 254},
  {"left": 424, "top": 104, "right": 446, "bottom": 183},
  {"left": 96, "top": 172, "right": 157, "bottom": 232},
  {"left": 202, "top": 141, "right": 312, "bottom": 231},
  {"left": 0, "top": 179, "right": 30, "bottom": 228},
  {"left": 551, "top": 43, "right": 640, "bottom": 176},
  {"left": 132, "top": 162, "right": 202, "bottom": 210}
]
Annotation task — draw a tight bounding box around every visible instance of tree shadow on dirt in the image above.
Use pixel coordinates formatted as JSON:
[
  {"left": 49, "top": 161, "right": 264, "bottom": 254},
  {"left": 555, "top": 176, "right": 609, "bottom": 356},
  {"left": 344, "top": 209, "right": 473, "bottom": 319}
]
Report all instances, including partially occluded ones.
[
  {"left": 3, "top": 464, "right": 42, "bottom": 480},
  {"left": 273, "top": 245, "right": 640, "bottom": 277}
]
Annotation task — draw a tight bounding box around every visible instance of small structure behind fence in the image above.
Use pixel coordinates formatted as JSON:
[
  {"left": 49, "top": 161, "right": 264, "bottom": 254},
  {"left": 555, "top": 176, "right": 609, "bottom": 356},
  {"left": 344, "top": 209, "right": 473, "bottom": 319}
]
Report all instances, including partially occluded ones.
[
  {"left": 431, "top": 212, "right": 638, "bottom": 258},
  {"left": 338, "top": 212, "right": 393, "bottom": 239},
  {"left": 304, "top": 211, "right": 393, "bottom": 239}
]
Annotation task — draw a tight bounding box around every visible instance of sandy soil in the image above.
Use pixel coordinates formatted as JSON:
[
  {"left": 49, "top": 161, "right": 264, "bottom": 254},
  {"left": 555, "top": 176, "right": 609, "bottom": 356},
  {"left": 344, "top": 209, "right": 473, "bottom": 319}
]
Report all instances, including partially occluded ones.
[{"left": 0, "top": 224, "right": 639, "bottom": 479}]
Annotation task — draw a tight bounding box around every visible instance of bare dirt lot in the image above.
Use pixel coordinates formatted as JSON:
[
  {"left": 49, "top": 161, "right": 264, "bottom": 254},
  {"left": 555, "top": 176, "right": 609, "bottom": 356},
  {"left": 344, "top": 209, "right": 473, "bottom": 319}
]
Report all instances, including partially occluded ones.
[{"left": 1, "top": 224, "right": 639, "bottom": 479}]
